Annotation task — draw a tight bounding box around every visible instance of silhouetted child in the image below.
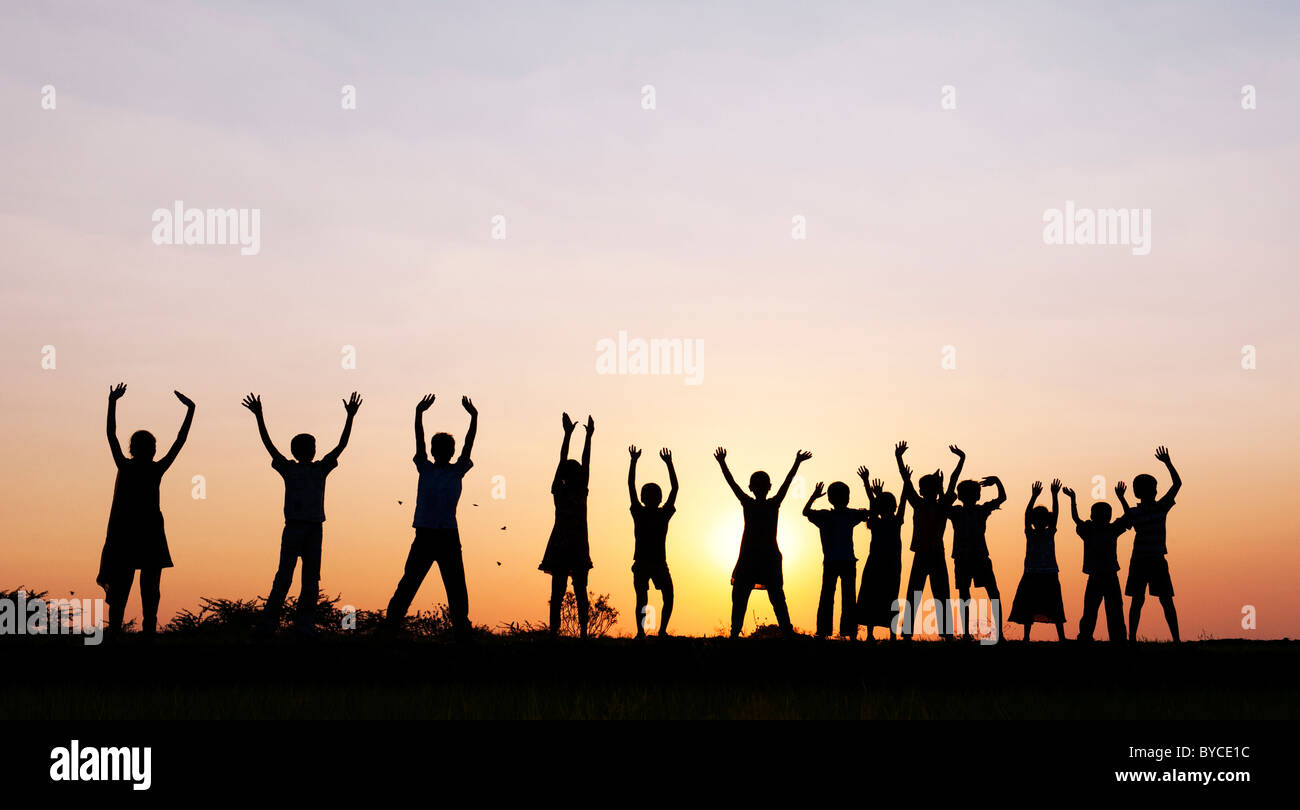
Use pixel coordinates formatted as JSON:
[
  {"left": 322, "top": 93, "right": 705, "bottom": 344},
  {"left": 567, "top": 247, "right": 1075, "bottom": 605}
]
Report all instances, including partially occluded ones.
[
  {"left": 1118, "top": 446, "right": 1182, "bottom": 642},
  {"left": 628, "top": 445, "right": 679, "bottom": 638},
  {"left": 1009, "top": 480, "right": 1066, "bottom": 641},
  {"left": 895, "top": 442, "right": 964, "bottom": 639},
  {"left": 242, "top": 391, "right": 361, "bottom": 635},
  {"left": 540, "top": 413, "right": 594, "bottom": 637},
  {"left": 98, "top": 383, "right": 195, "bottom": 637},
  {"left": 1063, "top": 482, "right": 1130, "bottom": 643},
  {"left": 855, "top": 467, "right": 906, "bottom": 641},
  {"left": 802, "top": 480, "right": 867, "bottom": 638},
  {"left": 715, "top": 446, "right": 810, "bottom": 638},
  {"left": 384, "top": 394, "right": 478, "bottom": 639},
  {"left": 949, "top": 473, "right": 1006, "bottom": 641}
]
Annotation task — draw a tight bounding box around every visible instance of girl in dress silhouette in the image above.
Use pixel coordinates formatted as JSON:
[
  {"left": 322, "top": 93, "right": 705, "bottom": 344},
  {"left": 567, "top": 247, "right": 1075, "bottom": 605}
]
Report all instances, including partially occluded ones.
[
  {"left": 98, "top": 383, "right": 195, "bottom": 637},
  {"left": 540, "top": 413, "right": 594, "bottom": 637},
  {"left": 856, "top": 467, "right": 907, "bottom": 641}
]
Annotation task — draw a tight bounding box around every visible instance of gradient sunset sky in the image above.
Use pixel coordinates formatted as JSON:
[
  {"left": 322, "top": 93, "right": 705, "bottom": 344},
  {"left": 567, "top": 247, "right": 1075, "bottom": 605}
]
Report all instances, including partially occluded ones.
[{"left": 2, "top": 1, "right": 1298, "bottom": 639}]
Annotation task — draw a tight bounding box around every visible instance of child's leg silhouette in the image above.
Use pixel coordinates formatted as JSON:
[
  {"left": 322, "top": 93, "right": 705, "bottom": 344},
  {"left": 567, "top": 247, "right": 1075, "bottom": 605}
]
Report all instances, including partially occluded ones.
[
  {"left": 987, "top": 579, "right": 1003, "bottom": 642},
  {"left": 385, "top": 534, "right": 437, "bottom": 630},
  {"left": 297, "top": 528, "right": 322, "bottom": 634},
  {"left": 1102, "top": 575, "right": 1126, "bottom": 642},
  {"left": 139, "top": 567, "right": 161, "bottom": 635},
  {"left": 838, "top": 565, "right": 856, "bottom": 638},
  {"left": 433, "top": 536, "right": 470, "bottom": 636},
  {"left": 1159, "top": 596, "right": 1180, "bottom": 642},
  {"left": 105, "top": 569, "right": 134, "bottom": 635},
  {"left": 769, "top": 587, "right": 793, "bottom": 636},
  {"left": 730, "top": 582, "right": 753, "bottom": 637},
  {"left": 931, "top": 561, "right": 952, "bottom": 637},
  {"left": 1128, "top": 593, "right": 1145, "bottom": 642},
  {"left": 659, "top": 572, "right": 674, "bottom": 636},
  {"left": 261, "top": 523, "right": 308, "bottom": 632},
  {"left": 957, "top": 588, "right": 973, "bottom": 637},
  {"left": 816, "top": 566, "right": 836, "bottom": 636},
  {"left": 1079, "top": 576, "right": 1102, "bottom": 641},
  {"left": 548, "top": 574, "right": 568, "bottom": 634},
  {"left": 633, "top": 569, "right": 650, "bottom": 637},
  {"left": 572, "top": 569, "right": 589, "bottom": 638},
  {"left": 902, "top": 559, "right": 928, "bottom": 638}
]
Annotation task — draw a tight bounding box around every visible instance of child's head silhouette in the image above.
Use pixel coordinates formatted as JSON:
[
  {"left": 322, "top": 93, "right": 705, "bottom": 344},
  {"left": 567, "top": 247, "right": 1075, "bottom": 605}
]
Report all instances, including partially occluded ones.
[
  {"left": 1030, "top": 505, "right": 1051, "bottom": 529},
  {"left": 918, "top": 472, "right": 942, "bottom": 499},
  {"left": 749, "top": 471, "right": 771, "bottom": 498},
  {"left": 429, "top": 432, "right": 455, "bottom": 463},
  {"left": 827, "top": 481, "right": 850, "bottom": 507},
  {"left": 874, "top": 491, "right": 897, "bottom": 518},
  {"left": 1090, "top": 502, "right": 1113, "bottom": 523},
  {"left": 128, "top": 430, "right": 156, "bottom": 460},
  {"left": 558, "top": 459, "right": 585, "bottom": 490},
  {"left": 640, "top": 482, "right": 662, "bottom": 508},
  {"left": 1132, "top": 473, "right": 1157, "bottom": 501},
  {"left": 290, "top": 433, "right": 316, "bottom": 462},
  {"left": 956, "top": 479, "right": 981, "bottom": 505}
]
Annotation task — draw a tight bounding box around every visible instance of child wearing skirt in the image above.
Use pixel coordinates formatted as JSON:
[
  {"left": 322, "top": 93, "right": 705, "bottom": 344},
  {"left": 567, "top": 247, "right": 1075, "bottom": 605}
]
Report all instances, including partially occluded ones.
[
  {"left": 1009, "top": 479, "right": 1067, "bottom": 641},
  {"left": 855, "top": 467, "right": 906, "bottom": 640},
  {"left": 98, "top": 383, "right": 195, "bottom": 637}
]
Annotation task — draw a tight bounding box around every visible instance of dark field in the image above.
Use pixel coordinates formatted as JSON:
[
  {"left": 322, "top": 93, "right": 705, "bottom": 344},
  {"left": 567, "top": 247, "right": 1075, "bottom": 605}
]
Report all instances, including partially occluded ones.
[{"left": 2, "top": 635, "right": 1294, "bottom": 721}]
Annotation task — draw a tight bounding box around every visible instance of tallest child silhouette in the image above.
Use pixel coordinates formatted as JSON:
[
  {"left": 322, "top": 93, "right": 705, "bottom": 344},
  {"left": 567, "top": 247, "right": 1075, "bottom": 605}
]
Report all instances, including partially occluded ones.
[
  {"left": 384, "top": 394, "right": 478, "bottom": 639},
  {"left": 98, "top": 383, "right": 195, "bottom": 637}
]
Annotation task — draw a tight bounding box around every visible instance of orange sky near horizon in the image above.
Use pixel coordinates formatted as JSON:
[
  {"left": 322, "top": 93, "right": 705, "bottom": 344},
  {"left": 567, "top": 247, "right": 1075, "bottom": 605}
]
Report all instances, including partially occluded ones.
[{"left": 2, "top": 2, "right": 1299, "bottom": 640}]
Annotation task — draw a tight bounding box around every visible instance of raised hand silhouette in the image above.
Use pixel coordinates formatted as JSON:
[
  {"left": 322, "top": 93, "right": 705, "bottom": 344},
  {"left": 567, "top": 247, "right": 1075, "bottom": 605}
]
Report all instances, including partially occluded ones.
[{"left": 342, "top": 391, "right": 363, "bottom": 415}]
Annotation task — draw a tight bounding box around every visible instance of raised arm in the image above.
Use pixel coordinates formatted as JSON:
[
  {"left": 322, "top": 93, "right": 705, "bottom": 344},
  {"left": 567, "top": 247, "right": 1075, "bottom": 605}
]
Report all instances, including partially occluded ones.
[
  {"left": 324, "top": 392, "right": 362, "bottom": 463},
  {"left": 1155, "top": 446, "right": 1181, "bottom": 502},
  {"left": 857, "top": 466, "right": 876, "bottom": 509},
  {"left": 1062, "top": 486, "right": 1083, "bottom": 527},
  {"left": 627, "top": 445, "right": 641, "bottom": 505},
  {"left": 714, "top": 447, "right": 747, "bottom": 503},
  {"left": 661, "top": 448, "right": 679, "bottom": 510},
  {"left": 945, "top": 445, "right": 966, "bottom": 499},
  {"left": 803, "top": 481, "right": 825, "bottom": 518},
  {"left": 241, "top": 393, "right": 285, "bottom": 463},
  {"left": 1115, "top": 480, "right": 1131, "bottom": 514},
  {"left": 580, "top": 415, "right": 594, "bottom": 472},
  {"left": 895, "top": 442, "right": 920, "bottom": 507},
  {"left": 983, "top": 475, "right": 1007, "bottom": 509},
  {"left": 1049, "top": 478, "right": 1061, "bottom": 528},
  {"left": 413, "top": 394, "right": 435, "bottom": 459},
  {"left": 773, "top": 450, "right": 812, "bottom": 504},
  {"left": 1026, "top": 481, "right": 1042, "bottom": 531},
  {"left": 107, "top": 383, "right": 127, "bottom": 465},
  {"left": 158, "top": 390, "right": 195, "bottom": 472},
  {"left": 558, "top": 412, "right": 575, "bottom": 466},
  {"left": 458, "top": 396, "right": 478, "bottom": 462}
]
